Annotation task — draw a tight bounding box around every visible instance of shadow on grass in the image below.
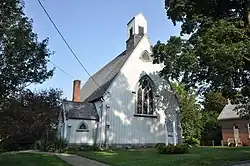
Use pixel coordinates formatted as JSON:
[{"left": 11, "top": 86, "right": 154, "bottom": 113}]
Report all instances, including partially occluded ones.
[
  {"left": 75, "top": 147, "right": 250, "bottom": 166},
  {"left": 0, "top": 153, "right": 71, "bottom": 166}
]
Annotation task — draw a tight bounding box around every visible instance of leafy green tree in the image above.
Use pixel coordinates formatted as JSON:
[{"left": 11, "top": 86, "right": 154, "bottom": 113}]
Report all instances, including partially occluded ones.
[
  {"left": 165, "top": 0, "right": 250, "bottom": 32},
  {"left": 203, "top": 92, "right": 228, "bottom": 114},
  {"left": 153, "top": 0, "right": 250, "bottom": 104},
  {"left": 0, "top": 89, "right": 62, "bottom": 151},
  {"left": 0, "top": 0, "right": 53, "bottom": 103},
  {"left": 171, "top": 82, "right": 203, "bottom": 144},
  {"left": 201, "top": 92, "right": 227, "bottom": 145}
]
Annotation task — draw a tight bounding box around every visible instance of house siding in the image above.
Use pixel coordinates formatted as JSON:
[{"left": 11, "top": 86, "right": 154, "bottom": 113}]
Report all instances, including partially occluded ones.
[
  {"left": 67, "top": 119, "right": 97, "bottom": 145},
  {"left": 220, "top": 119, "right": 250, "bottom": 146},
  {"left": 104, "top": 36, "right": 180, "bottom": 145}
]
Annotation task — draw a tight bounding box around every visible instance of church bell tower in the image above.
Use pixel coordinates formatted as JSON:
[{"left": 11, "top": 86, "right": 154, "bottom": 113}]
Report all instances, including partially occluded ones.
[{"left": 126, "top": 13, "right": 147, "bottom": 53}]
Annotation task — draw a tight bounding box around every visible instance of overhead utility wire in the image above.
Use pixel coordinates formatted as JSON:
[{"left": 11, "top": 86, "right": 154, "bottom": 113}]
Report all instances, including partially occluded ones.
[
  {"left": 37, "top": 0, "right": 100, "bottom": 88},
  {"left": 48, "top": 60, "right": 74, "bottom": 80}
]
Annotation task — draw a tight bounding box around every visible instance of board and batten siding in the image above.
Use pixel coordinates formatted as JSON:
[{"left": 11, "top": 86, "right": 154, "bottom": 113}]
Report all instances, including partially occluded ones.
[
  {"left": 66, "top": 119, "right": 97, "bottom": 145},
  {"left": 104, "top": 36, "right": 180, "bottom": 145}
]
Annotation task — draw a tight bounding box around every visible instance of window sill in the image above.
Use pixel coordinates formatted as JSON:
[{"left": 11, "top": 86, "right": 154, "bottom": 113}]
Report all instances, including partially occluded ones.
[
  {"left": 76, "top": 129, "right": 89, "bottom": 132},
  {"left": 133, "top": 114, "right": 157, "bottom": 118}
]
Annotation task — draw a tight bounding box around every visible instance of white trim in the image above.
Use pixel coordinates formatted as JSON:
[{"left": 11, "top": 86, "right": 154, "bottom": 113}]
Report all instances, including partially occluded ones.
[
  {"left": 165, "top": 119, "right": 168, "bottom": 145},
  {"left": 248, "top": 123, "right": 250, "bottom": 138},
  {"left": 173, "top": 120, "right": 176, "bottom": 145}
]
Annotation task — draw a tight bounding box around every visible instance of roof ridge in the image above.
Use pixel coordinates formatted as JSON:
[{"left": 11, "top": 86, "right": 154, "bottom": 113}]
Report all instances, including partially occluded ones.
[
  {"left": 90, "top": 50, "right": 126, "bottom": 79},
  {"left": 80, "top": 36, "right": 144, "bottom": 102}
]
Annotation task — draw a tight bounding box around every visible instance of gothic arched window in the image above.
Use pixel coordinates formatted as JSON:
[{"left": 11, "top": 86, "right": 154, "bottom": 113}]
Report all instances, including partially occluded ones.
[
  {"left": 137, "top": 75, "right": 154, "bottom": 115},
  {"left": 140, "top": 50, "right": 152, "bottom": 62},
  {"left": 76, "top": 121, "right": 89, "bottom": 132}
]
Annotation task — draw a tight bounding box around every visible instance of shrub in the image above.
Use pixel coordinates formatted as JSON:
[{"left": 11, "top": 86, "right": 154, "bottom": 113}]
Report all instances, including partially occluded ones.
[
  {"left": 165, "top": 144, "right": 175, "bottom": 153},
  {"left": 184, "top": 137, "right": 200, "bottom": 147},
  {"left": 155, "top": 143, "right": 165, "bottom": 149},
  {"left": 174, "top": 144, "right": 189, "bottom": 154},
  {"left": 90, "top": 144, "right": 103, "bottom": 151},
  {"left": 35, "top": 138, "right": 54, "bottom": 152},
  {"left": 0, "top": 135, "right": 35, "bottom": 152},
  {"left": 64, "top": 145, "right": 80, "bottom": 152},
  {"left": 54, "top": 137, "right": 68, "bottom": 151},
  {"left": 156, "top": 144, "right": 166, "bottom": 154},
  {"left": 156, "top": 144, "right": 189, "bottom": 154},
  {"left": 35, "top": 136, "right": 68, "bottom": 152},
  {"left": 78, "top": 144, "right": 102, "bottom": 152}
]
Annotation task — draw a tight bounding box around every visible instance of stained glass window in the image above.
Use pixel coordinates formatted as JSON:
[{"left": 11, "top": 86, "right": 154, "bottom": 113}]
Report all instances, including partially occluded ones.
[{"left": 136, "top": 75, "right": 154, "bottom": 115}]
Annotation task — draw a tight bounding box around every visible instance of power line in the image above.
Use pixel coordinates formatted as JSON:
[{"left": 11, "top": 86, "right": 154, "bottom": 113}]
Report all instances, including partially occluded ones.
[
  {"left": 48, "top": 60, "right": 74, "bottom": 80},
  {"left": 37, "top": 0, "right": 100, "bottom": 88}
]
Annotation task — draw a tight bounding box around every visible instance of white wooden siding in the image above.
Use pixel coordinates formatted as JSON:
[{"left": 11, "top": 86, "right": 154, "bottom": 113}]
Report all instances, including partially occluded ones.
[
  {"left": 105, "top": 36, "right": 180, "bottom": 144},
  {"left": 67, "top": 119, "right": 97, "bottom": 145}
]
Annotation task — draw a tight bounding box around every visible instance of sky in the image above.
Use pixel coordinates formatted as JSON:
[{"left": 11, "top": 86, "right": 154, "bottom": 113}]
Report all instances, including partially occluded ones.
[{"left": 24, "top": 0, "right": 181, "bottom": 100}]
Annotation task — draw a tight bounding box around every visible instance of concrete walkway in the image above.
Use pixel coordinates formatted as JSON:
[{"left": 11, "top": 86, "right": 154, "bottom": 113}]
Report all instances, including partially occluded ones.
[
  {"left": 17, "top": 150, "right": 109, "bottom": 166},
  {"left": 232, "top": 161, "right": 250, "bottom": 166}
]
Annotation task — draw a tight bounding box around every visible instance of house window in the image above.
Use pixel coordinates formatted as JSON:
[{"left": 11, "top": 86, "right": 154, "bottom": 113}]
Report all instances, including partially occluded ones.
[
  {"left": 139, "top": 26, "right": 144, "bottom": 35},
  {"left": 76, "top": 121, "right": 89, "bottom": 132},
  {"left": 136, "top": 75, "right": 154, "bottom": 115},
  {"left": 129, "top": 27, "right": 133, "bottom": 38}
]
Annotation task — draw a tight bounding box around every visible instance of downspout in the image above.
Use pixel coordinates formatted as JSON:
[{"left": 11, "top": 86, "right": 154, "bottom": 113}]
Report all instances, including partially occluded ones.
[
  {"left": 98, "top": 102, "right": 103, "bottom": 147},
  {"left": 99, "top": 98, "right": 105, "bottom": 147},
  {"left": 62, "top": 103, "right": 67, "bottom": 139},
  {"left": 105, "top": 104, "right": 110, "bottom": 148},
  {"left": 165, "top": 118, "right": 169, "bottom": 145}
]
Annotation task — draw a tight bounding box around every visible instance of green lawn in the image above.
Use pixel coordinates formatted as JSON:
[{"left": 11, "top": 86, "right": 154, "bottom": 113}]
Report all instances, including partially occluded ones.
[
  {"left": 75, "top": 147, "right": 250, "bottom": 166},
  {"left": 0, "top": 153, "right": 71, "bottom": 166}
]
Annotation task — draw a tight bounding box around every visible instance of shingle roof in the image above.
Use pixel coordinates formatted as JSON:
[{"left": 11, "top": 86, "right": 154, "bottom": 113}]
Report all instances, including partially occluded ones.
[
  {"left": 63, "top": 101, "right": 99, "bottom": 120},
  {"left": 218, "top": 104, "right": 240, "bottom": 120},
  {"left": 81, "top": 50, "right": 133, "bottom": 102},
  {"left": 63, "top": 49, "right": 132, "bottom": 120},
  {"left": 65, "top": 36, "right": 143, "bottom": 120}
]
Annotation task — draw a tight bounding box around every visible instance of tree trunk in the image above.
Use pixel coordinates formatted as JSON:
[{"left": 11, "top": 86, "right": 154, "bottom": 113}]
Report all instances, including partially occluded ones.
[{"left": 243, "top": 0, "right": 250, "bottom": 26}]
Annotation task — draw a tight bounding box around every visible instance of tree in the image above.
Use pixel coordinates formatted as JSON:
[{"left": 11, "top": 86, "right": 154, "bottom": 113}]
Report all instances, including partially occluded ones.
[
  {"left": 171, "top": 82, "right": 203, "bottom": 145},
  {"left": 165, "top": 0, "right": 250, "bottom": 33},
  {"left": 0, "top": 89, "right": 62, "bottom": 150},
  {"left": 203, "top": 92, "right": 228, "bottom": 114},
  {"left": 152, "top": 0, "right": 250, "bottom": 112},
  {"left": 201, "top": 92, "right": 227, "bottom": 145},
  {"left": 0, "top": 0, "right": 54, "bottom": 103}
]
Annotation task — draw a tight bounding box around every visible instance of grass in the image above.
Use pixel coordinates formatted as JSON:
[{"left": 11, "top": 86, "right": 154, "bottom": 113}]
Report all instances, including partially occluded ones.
[
  {"left": 75, "top": 147, "right": 250, "bottom": 166},
  {"left": 0, "top": 153, "right": 71, "bottom": 166}
]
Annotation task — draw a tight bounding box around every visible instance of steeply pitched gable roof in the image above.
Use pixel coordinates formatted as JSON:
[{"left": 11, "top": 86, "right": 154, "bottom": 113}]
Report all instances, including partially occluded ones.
[
  {"left": 81, "top": 50, "right": 134, "bottom": 102},
  {"left": 64, "top": 35, "right": 143, "bottom": 120},
  {"left": 63, "top": 100, "right": 99, "bottom": 120},
  {"left": 218, "top": 104, "right": 240, "bottom": 120}
]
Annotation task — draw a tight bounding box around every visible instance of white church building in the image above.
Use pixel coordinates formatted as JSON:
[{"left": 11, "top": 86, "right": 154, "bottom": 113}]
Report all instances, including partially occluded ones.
[{"left": 58, "top": 13, "right": 182, "bottom": 147}]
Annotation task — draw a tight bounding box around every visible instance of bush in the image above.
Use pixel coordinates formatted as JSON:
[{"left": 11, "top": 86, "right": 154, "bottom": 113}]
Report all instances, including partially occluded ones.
[
  {"left": 35, "top": 138, "right": 54, "bottom": 152},
  {"left": 155, "top": 143, "right": 165, "bottom": 149},
  {"left": 69, "top": 144, "right": 102, "bottom": 152},
  {"left": 64, "top": 145, "right": 80, "bottom": 152},
  {"left": 54, "top": 137, "right": 68, "bottom": 151},
  {"left": 0, "top": 135, "right": 35, "bottom": 152},
  {"left": 156, "top": 144, "right": 189, "bottom": 154},
  {"left": 184, "top": 137, "right": 200, "bottom": 147},
  {"left": 35, "top": 136, "right": 68, "bottom": 152},
  {"left": 90, "top": 144, "right": 103, "bottom": 151}
]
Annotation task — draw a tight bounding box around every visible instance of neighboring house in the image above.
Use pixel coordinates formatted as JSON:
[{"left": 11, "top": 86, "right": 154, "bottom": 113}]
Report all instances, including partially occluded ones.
[
  {"left": 218, "top": 101, "right": 250, "bottom": 146},
  {"left": 58, "top": 13, "right": 181, "bottom": 147}
]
